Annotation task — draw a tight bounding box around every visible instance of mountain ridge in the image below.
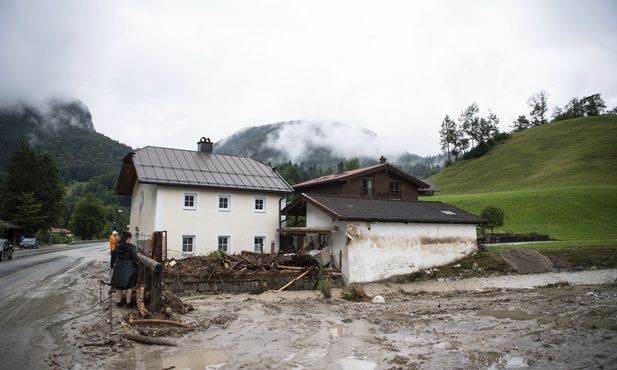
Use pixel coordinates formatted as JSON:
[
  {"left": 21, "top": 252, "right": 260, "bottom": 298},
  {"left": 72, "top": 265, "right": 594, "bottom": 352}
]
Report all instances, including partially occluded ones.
[
  {"left": 1, "top": 100, "right": 444, "bottom": 184},
  {"left": 215, "top": 120, "right": 445, "bottom": 179},
  {"left": 0, "top": 99, "right": 133, "bottom": 182}
]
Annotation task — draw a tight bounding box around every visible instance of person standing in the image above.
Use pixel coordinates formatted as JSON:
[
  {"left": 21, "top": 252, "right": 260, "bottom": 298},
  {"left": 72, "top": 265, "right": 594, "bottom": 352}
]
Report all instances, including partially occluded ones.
[
  {"left": 109, "top": 231, "right": 119, "bottom": 269},
  {"left": 110, "top": 231, "right": 140, "bottom": 309}
]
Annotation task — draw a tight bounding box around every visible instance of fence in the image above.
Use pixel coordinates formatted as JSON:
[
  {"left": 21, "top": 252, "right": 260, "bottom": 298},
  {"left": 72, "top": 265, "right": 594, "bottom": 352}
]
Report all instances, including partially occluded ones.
[
  {"left": 134, "top": 231, "right": 167, "bottom": 311},
  {"left": 135, "top": 231, "right": 167, "bottom": 262}
]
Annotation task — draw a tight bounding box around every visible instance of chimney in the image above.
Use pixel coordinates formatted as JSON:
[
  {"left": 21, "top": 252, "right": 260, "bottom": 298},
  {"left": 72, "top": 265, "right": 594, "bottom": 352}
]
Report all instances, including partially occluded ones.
[
  {"left": 379, "top": 155, "right": 387, "bottom": 164},
  {"left": 197, "top": 137, "right": 213, "bottom": 153},
  {"left": 337, "top": 161, "right": 344, "bottom": 174}
]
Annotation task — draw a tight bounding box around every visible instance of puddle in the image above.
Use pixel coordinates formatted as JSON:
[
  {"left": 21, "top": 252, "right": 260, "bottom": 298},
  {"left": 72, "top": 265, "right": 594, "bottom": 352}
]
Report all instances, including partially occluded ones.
[
  {"left": 385, "top": 331, "right": 432, "bottom": 345},
  {"left": 537, "top": 315, "right": 575, "bottom": 326},
  {"left": 433, "top": 340, "right": 461, "bottom": 349},
  {"left": 142, "top": 348, "right": 228, "bottom": 369},
  {"left": 477, "top": 310, "right": 543, "bottom": 320},
  {"left": 538, "top": 290, "right": 584, "bottom": 296},
  {"left": 580, "top": 318, "right": 617, "bottom": 330},
  {"left": 376, "top": 312, "right": 414, "bottom": 320},
  {"left": 330, "top": 324, "right": 348, "bottom": 337},
  {"left": 339, "top": 355, "right": 377, "bottom": 370},
  {"left": 467, "top": 350, "right": 530, "bottom": 369}
]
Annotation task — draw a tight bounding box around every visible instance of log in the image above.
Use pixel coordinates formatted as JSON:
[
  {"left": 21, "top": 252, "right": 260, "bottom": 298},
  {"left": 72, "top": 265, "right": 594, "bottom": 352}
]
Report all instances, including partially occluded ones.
[
  {"left": 137, "top": 285, "right": 149, "bottom": 318},
  {"left": 120, "top": 333, "right": 176, "bottom": 346},
  {"left": 128, "top": 318, "right": 191, "bottom": 328},
  {"left": 137, "top": 254, "right": 163, "bottom": 273},
  {"left": 278, "top": 265, "right": 304, "bottom": 271},
  {"left": 276, "top": 267, "right": 313, "bottom": 292}
]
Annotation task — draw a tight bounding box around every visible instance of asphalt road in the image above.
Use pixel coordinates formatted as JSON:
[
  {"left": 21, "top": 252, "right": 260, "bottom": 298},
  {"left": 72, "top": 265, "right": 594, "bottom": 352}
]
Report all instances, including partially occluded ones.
[{"left": 0, "top": 243, "right": 108, "bottom": 369}]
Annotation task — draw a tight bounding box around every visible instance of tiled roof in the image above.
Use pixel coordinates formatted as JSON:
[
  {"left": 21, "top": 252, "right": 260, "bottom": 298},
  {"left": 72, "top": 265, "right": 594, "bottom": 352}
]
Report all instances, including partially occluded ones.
[
  {"left": 125, "top": 146, "right": 293, "bottom": 193},
  {"left": 293, "top": 163, "right": 429, "bottom": 189},
  {"left": 284, "top": 193, "right": 486, "bottom": 224},
  {"left": 418, "top": 178, "right": 440, "bottom": 192}
]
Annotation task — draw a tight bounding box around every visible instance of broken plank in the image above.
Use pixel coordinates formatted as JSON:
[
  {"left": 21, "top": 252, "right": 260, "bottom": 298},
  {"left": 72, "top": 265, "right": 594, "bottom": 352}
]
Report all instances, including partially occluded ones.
[{"left": 276, "top": 267, "right": 313, "bottom": 292}]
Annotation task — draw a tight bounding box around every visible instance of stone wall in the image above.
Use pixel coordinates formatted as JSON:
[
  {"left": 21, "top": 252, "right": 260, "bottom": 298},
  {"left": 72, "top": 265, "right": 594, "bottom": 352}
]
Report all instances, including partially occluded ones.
[
  {"left": 479, "top": 234, "right": 550, "bottom": 244},
  {"left": 164, "top": 269, "right": 341, "bottom": 295}
]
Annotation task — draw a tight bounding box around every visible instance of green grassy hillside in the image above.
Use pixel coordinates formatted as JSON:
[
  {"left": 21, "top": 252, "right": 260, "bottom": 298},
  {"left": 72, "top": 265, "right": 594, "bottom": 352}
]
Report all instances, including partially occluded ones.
[
  {"left": 431, "top": 116, "right": 617, "bottom": 194},
  {"left": 428, "top": 116, "right": 617, "bottom": 241}
]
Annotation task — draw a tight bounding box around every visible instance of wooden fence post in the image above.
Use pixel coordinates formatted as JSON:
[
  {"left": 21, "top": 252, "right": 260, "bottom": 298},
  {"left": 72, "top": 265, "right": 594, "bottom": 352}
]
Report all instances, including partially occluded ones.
[{"left": 137, "top": 254, "right": 163, "bottom": 312}]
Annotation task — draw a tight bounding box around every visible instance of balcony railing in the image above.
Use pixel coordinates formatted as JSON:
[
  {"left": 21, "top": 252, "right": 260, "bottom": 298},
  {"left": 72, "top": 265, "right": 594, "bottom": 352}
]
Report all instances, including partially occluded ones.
[
  {"left": 388, "top": 190, "right": 402, "bottom": 199},
  {"left": 361, "top": 187, "right": 375, "bottom": 197}
]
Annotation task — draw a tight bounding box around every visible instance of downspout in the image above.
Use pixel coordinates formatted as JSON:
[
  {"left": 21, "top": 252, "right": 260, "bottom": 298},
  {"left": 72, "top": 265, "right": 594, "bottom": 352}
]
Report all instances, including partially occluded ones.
[{"left": 278, "top": 193, "right": 287, "bottom": 253}]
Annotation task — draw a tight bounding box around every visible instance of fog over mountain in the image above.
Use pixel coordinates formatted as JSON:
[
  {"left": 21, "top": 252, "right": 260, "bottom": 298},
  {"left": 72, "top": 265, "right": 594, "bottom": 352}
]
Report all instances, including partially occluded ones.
[
  {"left": 1, "top": 99, "right": 443, "bottom": 182},
  {"left": 216, "top": 120, "right": 445, "bottom": 177},
  {"left": 0, "top": 98, "right": 132, "bottom": 182}
]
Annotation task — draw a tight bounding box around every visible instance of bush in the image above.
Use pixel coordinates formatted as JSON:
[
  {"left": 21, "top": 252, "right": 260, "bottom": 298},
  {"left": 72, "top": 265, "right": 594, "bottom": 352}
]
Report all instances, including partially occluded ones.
[
  {"left": 317, "top": 278, "right": 333, "bottom": 299},
  {"left": 463, "top": 142, "right": 490, "bottom": 160},
  {"left": 341, "top": 284, "right": 370, "bottom": 301},
  {"left": 481, "top": 205, "right": 506, "bottom": 234}
]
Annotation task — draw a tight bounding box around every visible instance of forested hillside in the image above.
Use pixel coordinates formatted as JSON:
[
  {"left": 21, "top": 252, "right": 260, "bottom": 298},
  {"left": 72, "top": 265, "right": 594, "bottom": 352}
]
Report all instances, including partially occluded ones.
[{"left": 0, "top": 99, "right": 133, "bottom": 182}]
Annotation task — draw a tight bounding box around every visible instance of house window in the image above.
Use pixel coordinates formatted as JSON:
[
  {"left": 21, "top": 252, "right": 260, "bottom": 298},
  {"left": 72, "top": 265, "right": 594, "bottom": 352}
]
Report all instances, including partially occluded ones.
[
  {"left": 184, "top": 193, "right": 196, "bottom": 209},
  {"left": 254, "top": 197, "right": 266, "bottom": 212},
  {"left": 389, "top": 180, "right": 401, "bottom": 199},
  {"left": 182, "top": 236, "right": 195, "bottom": 253},
  {"left": 218, "top": 236, "right": 230, "bottom": 252},
  {"left": 254, "top": 236, "right": 265, "bottom": 252},
  {"left": 361, "top": 177, "right": 375, "bottom": 197},
  {"left": 218, "top": 195, "right": 231, "bottom": 211}
]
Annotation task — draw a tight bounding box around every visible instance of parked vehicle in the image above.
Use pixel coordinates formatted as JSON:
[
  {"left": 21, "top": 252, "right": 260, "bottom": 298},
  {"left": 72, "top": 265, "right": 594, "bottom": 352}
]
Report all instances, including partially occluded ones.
[
  {"left": 0, "top": 239, "right": 14, "bottom": 261},
  {"left": 19, "top": 238, "right": 39, "bottom": 249}
]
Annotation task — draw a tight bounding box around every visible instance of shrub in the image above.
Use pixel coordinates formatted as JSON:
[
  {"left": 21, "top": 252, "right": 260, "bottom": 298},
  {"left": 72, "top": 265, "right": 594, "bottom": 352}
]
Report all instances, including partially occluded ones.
[
  {"left": 317, "top": 278, "right": 333, "bottom": 299},
  {"left": 481, "top": 205, "right": 506, "bottom": 234},
  {"left": 341, "top": 283, "right": 370, "bottom": 301}
]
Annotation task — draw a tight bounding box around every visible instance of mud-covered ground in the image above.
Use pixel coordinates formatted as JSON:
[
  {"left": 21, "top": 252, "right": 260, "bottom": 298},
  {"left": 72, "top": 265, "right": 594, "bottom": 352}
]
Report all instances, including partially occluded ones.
[{"left": 62, "top": 261, "right": 617, "bottom": 370}]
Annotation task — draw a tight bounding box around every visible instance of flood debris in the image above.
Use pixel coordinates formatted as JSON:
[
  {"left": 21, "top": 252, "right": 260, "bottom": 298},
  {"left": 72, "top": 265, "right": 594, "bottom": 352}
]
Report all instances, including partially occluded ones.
[
  {"left": 162, "top": 250, "right": 320, "bottom": 282},
  {"left": 120, "top": 333, "right": 177, "bottom": 346},
  {"left": 128, "top": 313, "right": 192, "bottom": 328}
]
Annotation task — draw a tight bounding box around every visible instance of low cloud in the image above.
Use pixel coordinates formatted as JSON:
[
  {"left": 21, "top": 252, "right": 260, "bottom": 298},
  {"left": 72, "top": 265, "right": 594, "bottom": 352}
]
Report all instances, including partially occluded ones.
[{"left": 264, "top": 120, "right": 409, "bottom": 163}]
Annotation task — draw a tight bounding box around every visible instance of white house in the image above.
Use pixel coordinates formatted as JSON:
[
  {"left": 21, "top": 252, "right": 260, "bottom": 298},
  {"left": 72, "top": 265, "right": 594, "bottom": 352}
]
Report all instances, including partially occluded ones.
[
  {"left": 115, "top": 137, "right": 294, "bottom": 259},
  {"left": 280, "top": 159, "right": 486, "bottom": 284},
  {"left": 282, "top": 194, "right": 485, "bottom": 284}
]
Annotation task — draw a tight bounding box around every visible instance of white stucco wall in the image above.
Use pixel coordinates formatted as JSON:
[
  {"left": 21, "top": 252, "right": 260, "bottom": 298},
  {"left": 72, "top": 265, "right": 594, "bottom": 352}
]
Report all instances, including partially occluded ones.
[
  {"left": 305, "top": 204, "right": 479, "bottom": 284},
  {"left": 129, "top": 183, "right": 285, "bottom": 259},
  {"left": 129, "top": 183, "right": 158, "bottom": 237}
]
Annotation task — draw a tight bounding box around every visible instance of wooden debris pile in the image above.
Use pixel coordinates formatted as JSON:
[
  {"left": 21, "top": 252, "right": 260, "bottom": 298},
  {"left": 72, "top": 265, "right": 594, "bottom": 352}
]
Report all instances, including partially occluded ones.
[{"left": 162, "top": 250, "right": 319, "bottom": 282}]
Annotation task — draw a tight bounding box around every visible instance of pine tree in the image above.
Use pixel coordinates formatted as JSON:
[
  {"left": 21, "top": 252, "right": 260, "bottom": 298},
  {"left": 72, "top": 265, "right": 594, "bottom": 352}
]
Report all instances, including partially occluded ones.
[{"left": 1, "top": 140, "right": 66, "bottom": 234}]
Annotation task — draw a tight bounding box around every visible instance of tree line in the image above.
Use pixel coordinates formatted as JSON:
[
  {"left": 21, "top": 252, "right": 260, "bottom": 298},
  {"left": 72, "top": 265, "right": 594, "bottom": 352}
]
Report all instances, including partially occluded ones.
[
  {"left": 0, "top": 140, "right": 130, "bottom": 241},
  {"left": 512, "top": 91, "right": 612, "bottom": 131},
  {"left": 440, "top": 91, "right": 615, "bottom": 164}
]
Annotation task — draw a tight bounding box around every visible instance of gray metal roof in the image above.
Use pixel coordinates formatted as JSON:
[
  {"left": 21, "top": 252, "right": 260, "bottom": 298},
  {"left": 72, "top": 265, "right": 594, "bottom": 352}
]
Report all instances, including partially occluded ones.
[
  {"left": 130, "top": 146, "right": 293, "bottom": 193},
  {"left": 283, "top": 193, "right": 486, "bottom": 224}
]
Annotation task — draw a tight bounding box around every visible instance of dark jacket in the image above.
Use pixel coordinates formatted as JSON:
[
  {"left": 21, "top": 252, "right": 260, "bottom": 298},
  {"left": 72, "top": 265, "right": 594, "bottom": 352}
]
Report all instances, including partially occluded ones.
[{"left": 110, "top": 242, "right": 140, "bottom": 289}]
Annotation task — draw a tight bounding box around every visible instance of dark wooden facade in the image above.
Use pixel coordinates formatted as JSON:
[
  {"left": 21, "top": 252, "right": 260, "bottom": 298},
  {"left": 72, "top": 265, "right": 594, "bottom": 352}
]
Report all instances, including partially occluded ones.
[{"left": 292, "top": 162, "right": 426, "bottom": 201}]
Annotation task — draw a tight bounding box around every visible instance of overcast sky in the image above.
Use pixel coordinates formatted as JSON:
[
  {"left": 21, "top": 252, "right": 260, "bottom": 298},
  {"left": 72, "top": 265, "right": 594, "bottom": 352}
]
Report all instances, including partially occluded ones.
[{"left": 1, "top": 0, "right": 615, "bottom": 157}]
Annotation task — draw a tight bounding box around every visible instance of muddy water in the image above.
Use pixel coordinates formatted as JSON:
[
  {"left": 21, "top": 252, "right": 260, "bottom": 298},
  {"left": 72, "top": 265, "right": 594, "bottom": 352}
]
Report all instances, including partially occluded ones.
[
  {"left": 363, "top": 268, "right": 617, "bottom": 295},
  {"left": 477, "top": 310, "right": 544, "bottom": 320},
  {"left": 104, "top": 269, "right": 616, "bottom": 369},
  {"left": 119, "top": 348, "right": 228, "bottom": 369}
]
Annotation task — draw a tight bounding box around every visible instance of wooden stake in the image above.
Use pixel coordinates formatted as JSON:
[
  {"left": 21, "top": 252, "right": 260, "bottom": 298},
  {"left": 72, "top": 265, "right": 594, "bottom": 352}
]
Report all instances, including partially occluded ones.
[
  {"left": 276, "top": 267, "right": 312, "bottom": 292},
  {"left": 137, "top": 285, "right": 149, "bottom": 318}
]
